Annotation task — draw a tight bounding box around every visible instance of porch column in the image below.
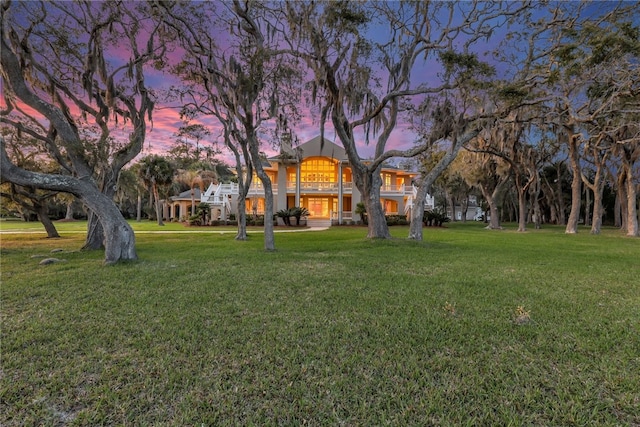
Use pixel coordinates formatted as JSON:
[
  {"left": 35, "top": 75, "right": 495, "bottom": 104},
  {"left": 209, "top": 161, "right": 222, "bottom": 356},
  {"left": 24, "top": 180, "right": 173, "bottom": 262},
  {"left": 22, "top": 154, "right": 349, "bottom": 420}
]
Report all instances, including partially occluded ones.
[
  {"left": 295, "top": 162, "right": 301, "bottom": 206},
  {"left": 338, "top": 162, "right": 343, "bottom": 224}
]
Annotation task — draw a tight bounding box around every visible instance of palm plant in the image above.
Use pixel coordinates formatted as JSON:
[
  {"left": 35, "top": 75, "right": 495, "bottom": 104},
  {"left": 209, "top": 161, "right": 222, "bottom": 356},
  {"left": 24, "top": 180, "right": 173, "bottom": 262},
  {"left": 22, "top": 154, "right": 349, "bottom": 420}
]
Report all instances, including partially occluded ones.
[
  {"left": 137, "top": 155, "right": 175, "bottom": 226},
  {"left": 290, "top": 206, "right": 309, "bottom": 226}
]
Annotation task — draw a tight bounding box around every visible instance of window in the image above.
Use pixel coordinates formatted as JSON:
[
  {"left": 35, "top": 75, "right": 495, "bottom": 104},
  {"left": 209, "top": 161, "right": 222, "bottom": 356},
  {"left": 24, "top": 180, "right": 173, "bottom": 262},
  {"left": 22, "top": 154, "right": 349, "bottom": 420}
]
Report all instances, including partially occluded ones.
[
  {"left": 382, "top": 172, "right": 393, "bottom": 190},
  {"left": 301, "top": 158, "right": 336, "bottom": 183},
  {"left": 307, "top": 197, "right": 330, "bottom": 217}
]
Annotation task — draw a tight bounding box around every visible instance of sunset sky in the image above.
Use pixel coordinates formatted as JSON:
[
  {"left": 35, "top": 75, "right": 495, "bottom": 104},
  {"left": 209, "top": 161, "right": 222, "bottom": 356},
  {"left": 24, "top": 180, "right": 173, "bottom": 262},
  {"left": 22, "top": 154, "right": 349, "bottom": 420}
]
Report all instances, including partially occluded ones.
[{"left": 3, "top": 1, "right": 627, "bottom": 168}]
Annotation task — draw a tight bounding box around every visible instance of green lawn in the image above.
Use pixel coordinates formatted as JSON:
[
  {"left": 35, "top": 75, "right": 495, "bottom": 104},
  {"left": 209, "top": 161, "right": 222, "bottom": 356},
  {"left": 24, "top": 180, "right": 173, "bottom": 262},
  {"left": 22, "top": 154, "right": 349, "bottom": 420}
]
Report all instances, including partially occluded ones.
[{"left": 1, "top": 222, "right": 639, "bottom": 425}]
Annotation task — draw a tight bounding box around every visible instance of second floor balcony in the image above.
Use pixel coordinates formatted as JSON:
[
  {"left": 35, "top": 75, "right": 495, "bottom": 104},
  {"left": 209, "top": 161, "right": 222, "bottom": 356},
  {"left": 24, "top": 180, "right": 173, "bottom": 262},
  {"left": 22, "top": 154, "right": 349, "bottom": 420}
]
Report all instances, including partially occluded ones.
[
  {"left": 284, "top": 181, "right": 410, "bottom": 195},
  {"left": 235, "top": 181, "right": 413, "bottom": 197}
]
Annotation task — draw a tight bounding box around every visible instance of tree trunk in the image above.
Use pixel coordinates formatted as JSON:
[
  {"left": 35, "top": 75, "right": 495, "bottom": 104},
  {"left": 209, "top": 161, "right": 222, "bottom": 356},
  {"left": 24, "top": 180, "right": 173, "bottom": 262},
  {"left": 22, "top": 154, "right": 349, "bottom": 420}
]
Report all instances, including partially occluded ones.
[
  {"left": 590, "top": 186, "right": 604, "bottom": 235},
  {"left": 565, "top": 136, "right": 582, "bottom": 234},
  {"left": 136, "top": 191, "right": 142, "bottom": 222},
  {"left": 531, "top": 179, "right": 542, "bottom": 229},
  {"left": 408, "top": 128, "right": 478, "bottom": 240},
  {"left": 480, "top": 184, "right": 502, "bottom": 230},
  {"left": 625, "top": 166, "right": 638, "bottom": 237},
  {"left": 234, "top": 185, "right": 250, "bottom": 241},
  {"left": 65, "top": 201, "right": 75, "bottom": 220},
  {"left": 85, "top": 169, "right": 121, "bottom": 247},
  {"left": 83, "top": 212, "right": 104, "bottom": 250},
  {"left": 515, "top": 173, "right": 527, "bottom": 232},
  {"left": 557, "top": 164, "right": 566, "bottom": 225},
  {"left": 548, "top": 199, "right": 558, "bottom": 225},
  {"left": 361, "top": 168, "right": 391, "bottom": 239},
  {"left": 332, "top": 107, "right": 391, "bottom": 239},
  {"left": 460, "top": 197, "right": 469, "bottom": 223},
  {"left": 617, "top": 169, "right": 628, "bottom": 231},
  {"left": 247, "top": 134, "right": 275, "bottom": 251},
  {"left": 235, "top": 174, "right": 251, "bottom": 241},
  {"left": 517, "top": 188, "right": 527, "bottom": 232},
  {"left": 533, "top": 196, "right": 542, "bottom": 229},
  {"left": 36, "top": 203, "right": 60, "bottom": 238},
  {"left": 585, "top": 165, "right": 605, "bottom": 235},
  {"left": 408, "top": 189, "right": 426, "bottom": 240},
  {"left": 235, "top": 199, "right": 248, "bottom": 240},
  {"left": 584, "top": 186, "right": 591, "bottom": 227},
  {"left": 448, "top": 193, "right": 456, "bottom": 222},
  {"left": 613, "top": 190, "right": 621, "bottom": 228},
  {"left": 153, "top": 185, "right": 164, "bottom": 226}
]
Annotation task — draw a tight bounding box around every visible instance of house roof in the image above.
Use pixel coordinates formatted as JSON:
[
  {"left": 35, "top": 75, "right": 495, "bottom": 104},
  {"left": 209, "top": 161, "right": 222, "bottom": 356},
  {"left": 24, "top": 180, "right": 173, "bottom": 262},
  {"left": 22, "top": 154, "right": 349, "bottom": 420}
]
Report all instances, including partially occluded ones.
[
  {"left": 170, "top": 188, "right": 202, "bottom": 201},
  {"left": 298, "top": 135, "right": 348, "bottom": 161},
  {"left": 269, "top": 135, "right": 348, "bottom": 163}
]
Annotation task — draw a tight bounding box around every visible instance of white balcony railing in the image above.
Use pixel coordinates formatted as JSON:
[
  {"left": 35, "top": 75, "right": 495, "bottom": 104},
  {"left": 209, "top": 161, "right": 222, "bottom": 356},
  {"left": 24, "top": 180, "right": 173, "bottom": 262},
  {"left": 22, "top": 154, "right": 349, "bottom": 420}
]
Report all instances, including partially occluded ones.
[
  {"left": 284, "top": 181, "right": 407, "bottom": 194},
  {"left": 247, "top": 183, "right": 277, "bottom": 195},
  {"left": 380, "top": 184, "right": 411, "bottom": 194}
]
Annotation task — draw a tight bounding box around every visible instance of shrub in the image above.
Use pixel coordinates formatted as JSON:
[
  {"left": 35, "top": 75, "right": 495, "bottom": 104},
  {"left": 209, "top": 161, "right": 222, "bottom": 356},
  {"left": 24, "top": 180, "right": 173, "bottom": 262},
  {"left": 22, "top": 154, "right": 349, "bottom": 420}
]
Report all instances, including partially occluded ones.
[
  {"left": 276, "top": 209, "right": 291, "bottom": 226},
  {"left": 355, "top": 202, "right": 367, "bottom": 224},
  {"left": 385, "top": 214, "right": 409, "bottom": 226},
  {"left": 423, "top": 209, "right": 450, "bottom": 227},
  {"left": 289, "top": 207, "right": 309, "bottom": 226}
]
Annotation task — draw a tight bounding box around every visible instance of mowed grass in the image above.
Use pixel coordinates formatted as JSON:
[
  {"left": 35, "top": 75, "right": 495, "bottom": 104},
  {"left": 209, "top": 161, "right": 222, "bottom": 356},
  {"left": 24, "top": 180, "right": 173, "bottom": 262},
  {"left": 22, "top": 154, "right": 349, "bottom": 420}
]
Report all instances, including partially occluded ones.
[{"left": 1, "top": 221, "right": 638, "bottom": 426}]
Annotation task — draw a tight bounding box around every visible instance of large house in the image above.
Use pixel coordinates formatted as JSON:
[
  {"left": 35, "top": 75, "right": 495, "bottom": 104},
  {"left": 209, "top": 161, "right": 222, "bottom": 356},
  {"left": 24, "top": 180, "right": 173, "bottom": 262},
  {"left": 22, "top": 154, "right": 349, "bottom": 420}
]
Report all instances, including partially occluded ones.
[{"left": 168, "top": 136, "right": 434, "bottom": 226}]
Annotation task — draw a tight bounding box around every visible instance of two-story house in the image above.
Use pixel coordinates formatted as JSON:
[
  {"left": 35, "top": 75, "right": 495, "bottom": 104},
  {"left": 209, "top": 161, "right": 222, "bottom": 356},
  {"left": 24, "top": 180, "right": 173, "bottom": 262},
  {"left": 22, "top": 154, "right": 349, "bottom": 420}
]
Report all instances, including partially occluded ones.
[{"left": 168, "top": 136, "right": 433, "bottom": 226}]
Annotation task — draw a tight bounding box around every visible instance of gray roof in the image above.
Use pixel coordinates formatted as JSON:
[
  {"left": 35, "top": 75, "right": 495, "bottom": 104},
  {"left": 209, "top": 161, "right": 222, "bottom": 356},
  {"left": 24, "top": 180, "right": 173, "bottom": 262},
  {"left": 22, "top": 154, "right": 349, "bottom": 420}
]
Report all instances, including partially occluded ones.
[{"left": 170, "top": 188, "right": 202, "bottom": 201}]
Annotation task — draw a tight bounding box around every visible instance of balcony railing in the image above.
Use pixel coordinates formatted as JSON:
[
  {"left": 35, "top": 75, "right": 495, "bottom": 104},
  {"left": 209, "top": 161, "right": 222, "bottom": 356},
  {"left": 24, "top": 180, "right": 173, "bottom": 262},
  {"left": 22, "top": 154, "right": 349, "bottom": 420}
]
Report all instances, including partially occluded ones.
[
  {"left": 284, "top": 181, "right": 407, "bottom": 194},
  {"left": 381, "top": 185, "right": 412, "bottom": 195},
  {"left": 240, "top": 181, "right": 411, "bottom": 195},
  {"left": 247, "top": 183, "right": 277, "bottom": 195},
  {"left": 287, "top": 181, "right": 346, "bottom": 192}
]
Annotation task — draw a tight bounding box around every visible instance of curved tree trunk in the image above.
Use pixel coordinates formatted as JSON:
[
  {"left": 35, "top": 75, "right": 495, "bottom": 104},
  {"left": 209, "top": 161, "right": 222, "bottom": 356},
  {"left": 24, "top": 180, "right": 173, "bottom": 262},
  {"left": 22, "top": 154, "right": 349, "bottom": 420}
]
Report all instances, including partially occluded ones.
[
  {"left": 481, "top": 184, "right": 502, "bottom": 230},
  {"left": 231, "top": 138, "right": 252, "bottom": 241},
  {"left": 83, "top": 212, "right": 104, "bottom": 250},
  {"left": 247, "top": 133, "right": 275, "bottom": 251},
  {"left": 1, "top": 140, "right": 137, "bottom": 264},
  {"left": 35, "top": 203, "right": 60, "bottom": 238},
  {"left": 85, "top": 154, "right": 137, "bottom": 247},
  {"left": 409, "top": 129, "right": 478, "bottom": 240},
  {"left": 348, "top": 162, "right": 390, "bottom": 239},
  {"left": 362, "top": 169, "right": 391, "bottom": 239}
]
